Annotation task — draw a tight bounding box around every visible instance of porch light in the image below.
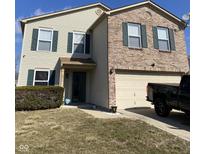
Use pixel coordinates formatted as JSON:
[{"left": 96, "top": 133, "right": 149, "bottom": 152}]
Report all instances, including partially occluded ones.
[
  {"left": 151, "top": 63, "right": 155, "bottom": 67},
  {"left": 109, "top": 67, "right": 114, "bottom": 74}
]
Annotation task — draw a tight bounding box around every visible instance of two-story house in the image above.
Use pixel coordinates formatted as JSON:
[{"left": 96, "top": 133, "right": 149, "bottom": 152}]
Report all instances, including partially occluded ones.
[{"left": 18, "top": 1, "right": 189, "bottom": 109}]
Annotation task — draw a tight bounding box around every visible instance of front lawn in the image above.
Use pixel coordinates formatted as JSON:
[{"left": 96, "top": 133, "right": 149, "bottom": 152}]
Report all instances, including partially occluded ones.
[{"left": 16, "top": 108, "right": 189, "bottom": 154}]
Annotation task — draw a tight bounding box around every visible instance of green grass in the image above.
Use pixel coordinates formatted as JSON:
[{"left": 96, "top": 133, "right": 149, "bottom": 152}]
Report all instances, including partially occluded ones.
[{"left": 16, "top": 108, "right": 189, "bottom": 154}]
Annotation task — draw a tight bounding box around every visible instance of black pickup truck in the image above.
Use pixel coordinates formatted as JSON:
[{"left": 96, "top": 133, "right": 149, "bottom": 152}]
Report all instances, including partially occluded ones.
[{"left": 147, "top": 75, "right": 190, "bottom": 117}]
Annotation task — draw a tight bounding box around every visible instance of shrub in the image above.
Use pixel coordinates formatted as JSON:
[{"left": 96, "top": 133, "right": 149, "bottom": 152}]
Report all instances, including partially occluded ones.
[{"left": 15, "top": 86, "right": 64, "bottom": 111}]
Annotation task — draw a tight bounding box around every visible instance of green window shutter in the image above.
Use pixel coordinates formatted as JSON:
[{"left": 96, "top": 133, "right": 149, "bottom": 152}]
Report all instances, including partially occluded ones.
[
  {"left": 85, "top": 34, "right": 90, "bottom": 54},
  {"left": 52, "top": 31, "right": 58, "bottom": 52},
  {"left": 49, "top": 70, "right": 55, "bottom": 85},
  {"left": 141, "top": 25, "right": 148, "bottom": 48},
  {"left": 169, "top": 28, "right": 176, "bottom": 51},
  {"left": 67, "top": 32, "right": 73, "bottom": 53},
  {"left": 153, "top": 26, "right": 159, "bottom": 49},
  {"left": 27, "top": 69, "right": 34, "bottom": 86},
  {"left": 122, "top": 22, "right": 128, "bottom": 46},
  {"left": 31, "top": 29, "right": 39, "bottom": 51}
]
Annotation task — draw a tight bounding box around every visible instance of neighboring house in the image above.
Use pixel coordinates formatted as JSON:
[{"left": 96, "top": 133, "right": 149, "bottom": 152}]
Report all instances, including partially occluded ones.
[
  {"left": 18, "top": 1, "right": 189, "bottom": 109},
  {"left": 15, "top": 72, "right": 18, "bottom": 87},
  {"left": 187, "top": 56, "right": 190, "bottom": 74},
  {"left": 188, "top": 56, "right": 190, "bottom": 67}
]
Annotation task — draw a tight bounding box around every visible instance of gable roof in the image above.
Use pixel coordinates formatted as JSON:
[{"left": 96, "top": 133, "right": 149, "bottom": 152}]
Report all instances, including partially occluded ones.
[
  {"left": 20, "top": 1, "right": 186, "bottom": 32},
  {"left": 107, "top": 0, "right": 186, "bottom": 27},
  {"left": 88, "top": 1, "right": 186, "bottom": 31},
  {"left": 20, "top": 2, "right": 110, "bottom": 23}
]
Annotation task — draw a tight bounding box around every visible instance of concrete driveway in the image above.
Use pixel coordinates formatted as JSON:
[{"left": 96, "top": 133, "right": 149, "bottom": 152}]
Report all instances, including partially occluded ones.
[
  {"left": 62, "top": 104, "right": 190, "bottom": 141},
  {"left": 118, "top": 107, "right": 190, "bottom": 141}
]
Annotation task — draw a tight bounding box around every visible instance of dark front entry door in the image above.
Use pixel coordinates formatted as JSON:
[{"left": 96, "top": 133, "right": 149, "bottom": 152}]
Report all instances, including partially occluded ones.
[{"left": 72, "top": 72, "right": 86, "bottom": 103}]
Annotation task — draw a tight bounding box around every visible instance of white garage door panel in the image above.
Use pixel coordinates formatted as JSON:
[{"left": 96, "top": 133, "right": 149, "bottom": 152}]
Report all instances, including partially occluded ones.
[{"left": 116, "top": 72, "right": 181, "bottom": 109}]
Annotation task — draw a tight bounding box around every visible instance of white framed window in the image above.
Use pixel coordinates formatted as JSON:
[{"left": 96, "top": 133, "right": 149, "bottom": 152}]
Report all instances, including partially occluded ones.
[
  {"left": 37, "top": 28, "right": 53, "bottom": 51},
  {"left": 157, "top": 27, "right": 170, "bottom": 51},
  {"left": 128, "top": 23, "right": 141, "bottom": 48},
  {"left": 72, "top": 32, "right": 86, "bottom": 54},
  {"left": 33, "top": 69, "right": 50, "bottom": 86}
]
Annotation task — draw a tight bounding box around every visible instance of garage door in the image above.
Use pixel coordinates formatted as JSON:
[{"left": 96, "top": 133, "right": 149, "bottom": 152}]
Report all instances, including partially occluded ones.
[{"left": 115, "top": 71, "right": 181, "bottom": 109}]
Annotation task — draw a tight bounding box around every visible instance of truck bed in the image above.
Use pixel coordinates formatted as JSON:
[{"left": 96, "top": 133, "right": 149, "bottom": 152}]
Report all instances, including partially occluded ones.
[
  {"left": 147, "top": 83, "right": 180, "bottom": 102},
  {"left": 146, "top": 75, "right": 190, "bottom": 116},
  {"left": 148, "top": 83, "right": 179, "bottom": 88}
]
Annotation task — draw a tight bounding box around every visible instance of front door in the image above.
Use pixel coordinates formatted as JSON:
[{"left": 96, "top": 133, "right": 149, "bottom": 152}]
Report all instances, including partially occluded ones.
[{"left": 72, "top": 72, "right": 86, "bottom": 103}]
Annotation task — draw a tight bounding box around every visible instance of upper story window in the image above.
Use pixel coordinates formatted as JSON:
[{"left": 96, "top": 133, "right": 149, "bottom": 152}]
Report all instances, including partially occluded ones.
[
  {"left": 33, "top": 69, "right": 50, "bottom": 86},
  {"left": 128, "top": 23, "right": 141, "bottom": 48},
  {"left": 157, "top": 27, "right": 170, "bottom": 51},
  {"left": 73, "top": 32, "right": 85, "bottom": 54},
  {"left": 37, "top": 29, "right": 53, "bottom": 51}
]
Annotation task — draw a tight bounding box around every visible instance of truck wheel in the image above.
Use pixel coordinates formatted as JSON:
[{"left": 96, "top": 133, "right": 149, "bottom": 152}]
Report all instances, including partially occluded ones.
[{"left": 154, "top": 97, "right": 171, "bottom": 117}]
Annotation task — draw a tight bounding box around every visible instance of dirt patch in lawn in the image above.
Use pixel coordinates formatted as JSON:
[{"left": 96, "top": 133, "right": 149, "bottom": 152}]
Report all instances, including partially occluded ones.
[{"left": 16, "top": 108, "right": 189, "bottom": 154}]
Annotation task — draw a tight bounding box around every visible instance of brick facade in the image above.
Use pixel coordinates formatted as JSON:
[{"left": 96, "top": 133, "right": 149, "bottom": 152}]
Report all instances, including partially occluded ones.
[{"left": 107, "top": 5, "right": 189, "bottom": 107}]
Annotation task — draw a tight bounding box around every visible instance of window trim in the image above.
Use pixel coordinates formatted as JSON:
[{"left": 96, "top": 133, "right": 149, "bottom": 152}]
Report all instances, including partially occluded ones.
[
  {"left": 33, "top": 69, "right": 50, "bottom": 86},
  {"left": 37, "top": 28, "right": 53, "bottom": 52},
  {"left": 127, "top": 23, "right": 142, "bottom": 49},
  {"left": 72, "top": 31, "right": 86, "bottom": 54},
  {"left": 157, "top": 27, "right": 170, "bottom": 52}
]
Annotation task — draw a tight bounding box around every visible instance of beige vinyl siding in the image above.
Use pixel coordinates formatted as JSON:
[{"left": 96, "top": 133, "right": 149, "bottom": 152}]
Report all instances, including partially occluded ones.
[
  {"left": 21, "top": 3, "right": 110, "bottom": 22},
  {"left": 90, "top": 17, "right": 108, "bottom": 108},
  {"left": 115, "top": 71, "right": 182, "bottom": 109},
  {"left": 18, "top": 6, "right": 103, "bottom": 86}
]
